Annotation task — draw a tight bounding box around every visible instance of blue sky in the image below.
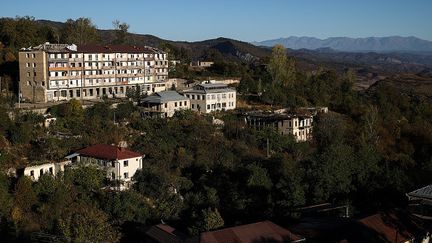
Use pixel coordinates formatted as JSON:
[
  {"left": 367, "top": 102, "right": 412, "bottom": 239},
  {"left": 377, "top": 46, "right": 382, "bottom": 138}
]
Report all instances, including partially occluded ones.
[{"left": 2, "top": 0, "right": 431, "bottom": 42}]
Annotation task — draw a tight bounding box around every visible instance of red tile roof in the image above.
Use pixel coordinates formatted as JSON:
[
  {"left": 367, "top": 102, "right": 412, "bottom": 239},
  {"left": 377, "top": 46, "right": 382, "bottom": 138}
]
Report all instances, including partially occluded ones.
[
  {"left": 358, "top": 213, "right": 414, "bottom": 243},
  {"left": 145, "top": 224, "right": 188, "bottom": 243},
  {"left": 76, "top": 144, "right": 142, "bottom": 161},
  {"left": 200, "top": 221, "right": 305, "bottom": 243},
  {"left": 77, "top": 44, "right": 160, "bottom": 54}
]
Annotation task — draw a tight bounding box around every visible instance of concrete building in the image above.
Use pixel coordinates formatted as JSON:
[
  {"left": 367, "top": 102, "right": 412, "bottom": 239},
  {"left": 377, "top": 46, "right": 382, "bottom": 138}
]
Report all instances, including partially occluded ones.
[
  {"left": 23, "top": 160, "right": 71, "bottom": 181},
  {"left": 19, "top": 43, "right": 168, "bottom": 103},
  {"left": 243, "top": 110, "right": 314, "bottom": 142},
  {"left": 182, "top": 83, "right": 236, "bottom": 113},
  {"left": 67, "top": 144, "right": 144, "bottom": 188},
  {"left": 140, "top": 91, "right": 190, "bottom": 118},
  {"left": 190, "top": 60, "right": 214, "bottom": 68}
]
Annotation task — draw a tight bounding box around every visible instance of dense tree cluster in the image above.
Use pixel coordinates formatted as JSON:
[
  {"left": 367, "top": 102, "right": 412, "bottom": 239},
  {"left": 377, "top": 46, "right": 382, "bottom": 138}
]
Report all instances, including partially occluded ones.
[{"left": 0, "top": 19, "right": 431, "bottom": 241}]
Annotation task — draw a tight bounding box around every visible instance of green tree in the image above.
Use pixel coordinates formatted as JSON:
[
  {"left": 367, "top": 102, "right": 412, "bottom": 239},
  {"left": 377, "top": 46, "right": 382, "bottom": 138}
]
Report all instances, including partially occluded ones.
[
  {"left": 0, "top": 172, "right": 12, "bottom": 219},
  {"left": 246, "top": 163, "right": 272, "bottom": 190},
  {"left": 267, "top": 44, "right": 295, "bottom": 87},
  {"left": 61, "top": 18, "right": 99, "bottom": 44},
  {"left": 112, "top": 20, "right": 129, "bottom": 44},
  {"left": 57, "top": 202, "right": 119, "bottom": 242},
  {"left": 189, "top": 208, "right": 224, "bottom": 235}
]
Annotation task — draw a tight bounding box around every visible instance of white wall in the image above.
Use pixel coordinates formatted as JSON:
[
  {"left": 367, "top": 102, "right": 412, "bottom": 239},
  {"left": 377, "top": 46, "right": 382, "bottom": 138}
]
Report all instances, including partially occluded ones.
[{"left": 24, "top": 160, "right": 71, "bottom": 181}]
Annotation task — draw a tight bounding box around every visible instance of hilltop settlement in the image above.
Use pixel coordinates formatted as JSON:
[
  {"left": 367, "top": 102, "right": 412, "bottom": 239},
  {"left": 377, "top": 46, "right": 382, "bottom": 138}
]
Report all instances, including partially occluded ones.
[{"left": 0, "top": 17, "right": 431, "bottom": 243}]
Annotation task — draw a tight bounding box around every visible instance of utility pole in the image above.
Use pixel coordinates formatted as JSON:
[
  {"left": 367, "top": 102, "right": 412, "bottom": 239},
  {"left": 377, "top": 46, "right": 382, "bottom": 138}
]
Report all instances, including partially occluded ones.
[
  {"left": 18, "top": 79, "right": 21, "bottom": 109},
  {"left": 266, "top": 138, "right": 270, "bottom": 158}
]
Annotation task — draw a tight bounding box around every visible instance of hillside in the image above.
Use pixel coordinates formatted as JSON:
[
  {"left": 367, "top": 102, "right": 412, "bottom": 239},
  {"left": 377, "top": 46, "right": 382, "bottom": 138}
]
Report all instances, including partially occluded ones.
[{"left": 367, "top": 72, "right": 432, "bottom": 101}]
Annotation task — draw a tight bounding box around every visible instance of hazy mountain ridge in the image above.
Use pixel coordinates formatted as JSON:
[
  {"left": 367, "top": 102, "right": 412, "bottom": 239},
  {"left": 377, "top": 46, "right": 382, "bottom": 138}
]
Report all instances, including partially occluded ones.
[
  {"left": 254, "top": 36, "right": 432, "bottom": 53},
  {"left": 30, "top": 19, "right": 432, "bottom": 76}
]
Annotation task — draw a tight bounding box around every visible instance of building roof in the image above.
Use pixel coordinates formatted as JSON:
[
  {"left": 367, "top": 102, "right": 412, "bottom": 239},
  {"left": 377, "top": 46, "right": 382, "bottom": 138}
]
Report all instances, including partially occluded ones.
[
  {"left": 145, "top": 224, "right": 189, "bottom": 243},
  {"left": 76, "top": 144, "right": 142, "bottom": 161},
  {"left": 407, "top": 184, "right": 432, "bottom": 201},
  {"left": 357, "top": 213, "right": 416, "bottom": 243},
  {"left": 141, "top": 91, "right": 188, "bottom": 104},
  {"left": 77, "top": 44, "right": 162, "bottom": 54},
  {"left": 20, "top": 42, "right": 165, "bottom": 54},
  {"left": 243, "top": 110, "right": 313, "bottom": 122},
  {"left": 200, "top": 221, "right": 305, "bottom": 243},
  {"left": 183, "top": 83, "right": 236, "bottom": 94}
]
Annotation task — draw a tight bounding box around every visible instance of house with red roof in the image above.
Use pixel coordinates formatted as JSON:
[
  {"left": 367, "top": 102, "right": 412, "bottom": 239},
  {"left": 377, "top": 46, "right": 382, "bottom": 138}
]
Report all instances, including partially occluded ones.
[
  {"left": 145, "top": 221, "right": 305, "bottom": 243},
  {"left": 67, "top": 144, "right": 144, "bottom": 188}
]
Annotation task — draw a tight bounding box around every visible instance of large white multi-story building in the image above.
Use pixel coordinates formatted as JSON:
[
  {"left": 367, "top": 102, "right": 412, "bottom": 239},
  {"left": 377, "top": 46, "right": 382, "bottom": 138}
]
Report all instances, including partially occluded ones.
[
  {"left": 18, "top": 43, "right": 168, "bottom": 103},
  {"left": 182, "top": 83, "right": 236, "bottom": 113}
]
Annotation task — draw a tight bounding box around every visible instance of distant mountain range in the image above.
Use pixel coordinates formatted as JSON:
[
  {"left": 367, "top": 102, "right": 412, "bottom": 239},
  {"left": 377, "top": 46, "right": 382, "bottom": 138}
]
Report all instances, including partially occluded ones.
[
  {"left": 253, "top": 36, "right": 432, "bottom": 53},
  {"left": 32, "top": 20, "right": 432, "bottom": 74}
]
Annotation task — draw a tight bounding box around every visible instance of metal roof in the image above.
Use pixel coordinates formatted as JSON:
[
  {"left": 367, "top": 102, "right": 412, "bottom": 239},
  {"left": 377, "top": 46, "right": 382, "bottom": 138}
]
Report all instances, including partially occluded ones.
[
  {"left": 142, "top": 91, "right": 188, "bottom": 104},
  {"left": 182, "top": 83, "right": 236, "bottom": 94},
  {"left": 407, "top": 184, "right": 432, "bottom": 201}
]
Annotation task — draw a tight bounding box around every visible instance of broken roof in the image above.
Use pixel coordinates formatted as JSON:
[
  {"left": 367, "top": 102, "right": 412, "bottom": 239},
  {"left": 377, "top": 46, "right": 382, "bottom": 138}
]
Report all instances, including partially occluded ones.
[
  {"left": 77, "top": 44, "right": 162, "bottom": 54},
  {"left": 21, "top": 42, "right": 165, "bottom": 54},
  {"left": 76, "top": 144, "right": 142, "bottom": 161}
]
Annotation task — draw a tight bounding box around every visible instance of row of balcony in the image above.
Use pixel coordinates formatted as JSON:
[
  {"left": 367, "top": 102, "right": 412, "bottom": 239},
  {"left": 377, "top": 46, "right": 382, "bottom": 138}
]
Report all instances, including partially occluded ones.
[
  {"left": 48, "top": 73, "right": 156, "bottom": 80},
  {"left": 49, "top": 65, "right": 155, "bottom": 71},
  {"left": 49, "top": 57, "right": 159, "bottom": 62}
]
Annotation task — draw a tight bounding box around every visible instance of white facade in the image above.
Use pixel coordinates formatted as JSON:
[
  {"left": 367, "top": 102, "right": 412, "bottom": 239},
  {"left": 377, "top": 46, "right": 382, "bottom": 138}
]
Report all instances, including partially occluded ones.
[
  {"left": 23, "top": 160, "right": 71, "bottom": 181},
  {"left": 19, "top": 43, "right": 168, "bottom": 102},
  {"left": 277, "top": 116, "right": 313, "bottom": 142},
  {"left": 182, "top": 84, "right": 236, "bottom": 113},
  {"left": 74, "top": 154, "right": 143, "bottom": 183},
  {"left": 67, "top": 144, "right": 144, "bottom": 189},
  {"left": 141, "top": 91, "right": 190, "bottom": 118},
  {"left": 244, "top": 112, "right": 314, "bottom": 142}
]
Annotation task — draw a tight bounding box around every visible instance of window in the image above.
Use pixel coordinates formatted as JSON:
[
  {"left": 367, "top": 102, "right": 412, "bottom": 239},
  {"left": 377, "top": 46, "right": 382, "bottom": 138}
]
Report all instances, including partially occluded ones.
[
  {"left": 26, "top": 63, "right": 30, "bottom": 67},
  {"left": 184, "top": 101, "right": 187, "bottom": 106},
  {"left": 164, "top": 103, "right": 167, "bottom": 108},
  {"left": 207, "top": 104, "right": 210, "bottom": 110},
  {"left": 124, "top": 172, "right": 129, "bottom": 179},
  {"left": 192, "top": 104, "right": 195, "bottom": 109},
  {"left": 112, "top": 172, "right": 116, "bottom": 179},
  {"left": 32, "top": 53, "right": 35, "bottom": 58},
  {"left": 30, "top": 170, "right": 34, "bottom": 177},
  {"left": 49, "top": 167, "right": 53, "bottom": 175},
  {"left": 124, "top": 160, "right": 128, "bottom": 167},
  {"left": 27, "top": 72, "right": 30, "bottom": 77},
  {"left": 40, "top": 169, "right": 44, "bottom": 175},
  {"left": 26, "top": 53, "right": 29, "bottom": 58},
  {"left": 174, "top": 102, "right": 177, "bottom": 107},
  {"left": 112, "top": 161, "right": 116, "bottom": 167}
]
